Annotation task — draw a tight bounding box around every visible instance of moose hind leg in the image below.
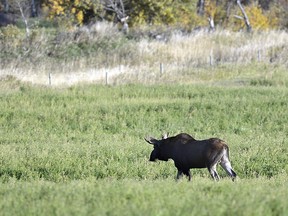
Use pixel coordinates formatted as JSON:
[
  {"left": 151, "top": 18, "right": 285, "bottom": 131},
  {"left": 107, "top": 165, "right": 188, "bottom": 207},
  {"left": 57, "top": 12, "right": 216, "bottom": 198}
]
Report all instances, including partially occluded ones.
[
  {"left": 207, "top": 151, "right": 223, "bottom": 181},
  {"left": 220, "top": 155, "right": 237, "bottom": 180}
]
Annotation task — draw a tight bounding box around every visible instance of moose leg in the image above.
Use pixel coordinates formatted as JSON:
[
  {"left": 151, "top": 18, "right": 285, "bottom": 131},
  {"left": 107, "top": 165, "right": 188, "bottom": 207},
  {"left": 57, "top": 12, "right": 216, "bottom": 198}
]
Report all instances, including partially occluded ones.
[
  {"left": 220, "top": 154, "right": 237, "bottom": 180},
  {"left": 208, "top": 164, "right": 220, "bottom": 181},
  {"left": 207, "top": 151, "right": 222, "bottom": 181},
  {"left": 220, "top": 160, "right": 237, "bottom": 181},
  {"left": 176, "top": 170, "right": 183, "bottom": 180},
  {"left": 183, "top": 170, "right": 192, "bottom": 181}
]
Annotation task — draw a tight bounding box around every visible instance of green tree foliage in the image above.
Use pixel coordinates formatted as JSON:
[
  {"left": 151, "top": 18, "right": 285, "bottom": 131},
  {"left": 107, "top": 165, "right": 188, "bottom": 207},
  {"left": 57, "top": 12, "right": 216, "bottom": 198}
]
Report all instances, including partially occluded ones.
[
  {"left": 126, "top": 0, "right": 205, "bottom": 29},
  {"left": 128, "top": 0, "right": 175, "bottom": 25},
  {"left": 2, "top": 0, "right": 285, "bottom": 30}
]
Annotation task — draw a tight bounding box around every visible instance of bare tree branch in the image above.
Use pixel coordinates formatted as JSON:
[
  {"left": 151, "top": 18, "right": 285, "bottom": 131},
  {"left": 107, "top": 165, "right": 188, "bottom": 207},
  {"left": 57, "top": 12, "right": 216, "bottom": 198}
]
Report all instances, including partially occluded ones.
[
  {"left": 236, "top": 0, "right": 252, "bottom": 32},
  {"left": 103, "top": 0, "right": 126, "bottom": 20},
  {"left": 16, "top": 0, "right": 30, "bottom": 38},
  {"left": 102, "top": 0, "right": 129, "bottom": 33},
  {"left": 234, "top": 15, "right": 244, "bottom": 20}
]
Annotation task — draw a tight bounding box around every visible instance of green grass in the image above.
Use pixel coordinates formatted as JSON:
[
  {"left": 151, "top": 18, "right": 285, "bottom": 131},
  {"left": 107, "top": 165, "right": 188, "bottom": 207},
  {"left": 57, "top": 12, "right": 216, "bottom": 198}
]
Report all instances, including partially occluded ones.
[
  {"left": 0, "top": 81, "right": 288, "bottom": 215},
  {"left": 1, "top": 176, "right": 287, "bottom": 216}
]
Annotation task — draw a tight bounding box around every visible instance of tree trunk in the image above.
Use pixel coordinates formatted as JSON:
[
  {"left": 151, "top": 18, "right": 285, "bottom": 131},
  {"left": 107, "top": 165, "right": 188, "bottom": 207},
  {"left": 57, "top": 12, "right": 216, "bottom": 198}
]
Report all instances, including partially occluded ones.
[
  {"left": 31, "top": 0, "right": 37, "bottom": 17},
  {"left": 120, "top": 16, "right": 129, "bottom": 34},
  {"left": 226, "top": 0, "right": 233, "bottom": 19},
  {"left": 17, "top": 1, "right": 30, "bottom": 38},
  {"left": 208, "top": 16, "right": 215, "bottom": 32},
  {"left": 4, "top": 0, "right": 9, "bottom": 12},
  {"left": 197, "top": 0, "right": 205, "bottom": 16},
  {"left": 237, "top": 0, "right": 252, "bottom": 32}
]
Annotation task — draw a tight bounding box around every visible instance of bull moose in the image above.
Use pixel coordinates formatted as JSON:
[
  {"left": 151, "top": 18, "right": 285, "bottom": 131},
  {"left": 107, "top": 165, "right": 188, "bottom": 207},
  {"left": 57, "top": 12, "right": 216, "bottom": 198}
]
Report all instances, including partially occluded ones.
[{"left": 145, "top": 133, "right": 237, "bottom": 181}]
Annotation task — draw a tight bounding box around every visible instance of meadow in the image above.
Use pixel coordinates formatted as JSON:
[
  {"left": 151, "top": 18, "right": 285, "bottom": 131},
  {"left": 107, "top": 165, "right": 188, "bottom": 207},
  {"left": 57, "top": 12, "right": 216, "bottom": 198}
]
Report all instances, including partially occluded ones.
[
  {"left": 1, "top": 21, "right": 288, "bottom": 216},
  {"left": 1, "top": 23, "right": 288, "bottom": 86},
  {"left": 0, "top": 76, "right": 288, "bottom": 215}
]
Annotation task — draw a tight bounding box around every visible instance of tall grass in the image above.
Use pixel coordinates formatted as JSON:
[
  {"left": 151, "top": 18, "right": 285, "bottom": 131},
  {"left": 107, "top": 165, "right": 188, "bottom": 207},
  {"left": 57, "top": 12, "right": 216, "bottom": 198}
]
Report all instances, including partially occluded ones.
[
  {"left": 1, "top": 22, "right": 288, "bottom": 215},
  {"left": 1, "top": 83, "right": 287, "bottom": 181},
  {"left": 1, "top": 79, "right": 288, "bottom": 215},
  {"left": 1, "top": 176, "right": 287, "bottom": 216},
  {"left": 1, "top": 23, "right": 287, "bottom": 86}
]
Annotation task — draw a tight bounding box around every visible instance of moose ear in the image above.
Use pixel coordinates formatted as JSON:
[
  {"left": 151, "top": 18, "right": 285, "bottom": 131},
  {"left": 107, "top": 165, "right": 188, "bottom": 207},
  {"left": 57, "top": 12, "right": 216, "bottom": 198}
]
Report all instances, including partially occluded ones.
[{"left": 144, "top": 137, "right": 159, "bottom": 145}]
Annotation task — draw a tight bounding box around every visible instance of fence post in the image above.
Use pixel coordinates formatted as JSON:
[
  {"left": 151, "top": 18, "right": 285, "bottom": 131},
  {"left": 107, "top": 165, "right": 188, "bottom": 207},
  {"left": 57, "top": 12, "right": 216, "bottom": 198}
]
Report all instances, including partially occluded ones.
[
  {"left": 209, "top": 50, "right": 213, "bottom": 66},
  {"left": 257, "top": 50, "right": 261, "bottom": 62},
  {"left": 48, "top": 73, "right": 52, "bottom": 86},
  {"left": 105, "top": 71, "right": 108, "bottom": 85},
  {"left": 160, "top": 63, "right": 164, "bottom": 76}
]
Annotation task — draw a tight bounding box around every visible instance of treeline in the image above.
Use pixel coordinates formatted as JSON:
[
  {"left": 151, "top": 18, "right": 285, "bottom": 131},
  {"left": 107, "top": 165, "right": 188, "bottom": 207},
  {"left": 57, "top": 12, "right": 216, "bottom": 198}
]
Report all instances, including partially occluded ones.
[{"left": 0, "top": 0, "right": 288, "bottom": 31}]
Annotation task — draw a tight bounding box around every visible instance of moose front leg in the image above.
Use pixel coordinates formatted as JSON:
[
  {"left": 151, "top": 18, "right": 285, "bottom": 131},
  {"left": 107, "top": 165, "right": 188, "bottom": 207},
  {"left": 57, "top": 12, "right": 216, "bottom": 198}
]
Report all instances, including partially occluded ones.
[
  {"left": 177, "top": 170, "right": 192, "bottom": 181},
  {"left": 208, "top": 164, "right": 220, "bottom": 181},
  {"left": 176, "top": 170, "right": 183, "bottom": 180},
  {"left": 183, "top": 170, "right": 192, "bottom": 181}
]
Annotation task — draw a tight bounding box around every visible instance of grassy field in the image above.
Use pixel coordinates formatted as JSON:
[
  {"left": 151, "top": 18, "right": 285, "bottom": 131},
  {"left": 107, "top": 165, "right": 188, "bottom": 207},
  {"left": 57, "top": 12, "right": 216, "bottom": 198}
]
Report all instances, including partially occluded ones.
[
  {"left": 0, "top": 76, "right": 287, "bottom": 215},
  {"left": 1, "top": 24, "right": 288, "bottom": 86}
]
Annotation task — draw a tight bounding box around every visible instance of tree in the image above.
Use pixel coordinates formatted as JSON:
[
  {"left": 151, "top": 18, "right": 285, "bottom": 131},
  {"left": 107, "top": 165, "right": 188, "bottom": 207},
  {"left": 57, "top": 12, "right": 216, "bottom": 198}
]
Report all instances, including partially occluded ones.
[
  {"left": 127, "top": 0, "right": 175, "bottom": 25},
  {"left": 258, "top": 0, "right": 271, "bottom": 10},
  {"left": 102, "top": 0, "right": 129, "bottom": 33},
  {"left": 39, "top": 0, "right": 287, "bottom": 30},
  {"left": 3, "top": 0, "right": 9, "bottom": 12},
  {"left": 197, "top": 0, "right": 205, "bottom": 16},
  {"left": 236, "top": 0, "right": 252, "bottom": 32},
  {"left": 17, "top": 0, "right": 30, "bottom": 37},
  {"left": 205, "top": 0, "right": 217, "bottom": 31},
  {"left": 31, "top": 0, "right": 37, "bottom": 17},
  {"left": 0, "top": 0, "right": 40, "bottom": 16},
  {"left": 1, "top": 0, "right": 33, "bottom": 36},
  {"left": 43, "top": 0, "right": 102, "bottom": 26}
]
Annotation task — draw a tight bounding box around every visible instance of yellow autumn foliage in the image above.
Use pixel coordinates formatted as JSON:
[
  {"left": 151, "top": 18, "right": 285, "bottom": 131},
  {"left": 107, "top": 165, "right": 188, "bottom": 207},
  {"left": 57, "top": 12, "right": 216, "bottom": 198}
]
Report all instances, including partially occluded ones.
[
  {"left": 43, "top": 0, "right": 94, "bottom": 26},
  {"left": 205, "top": 0, "right": 217, "bottom": 18},
  {"left": 41, "top": 0, "right": 285, "bottom": 30},
  {"left": 247, "top": 4, "right": 269, "bottom": 30},
  {"left": 71, "top": 7, "right": 76, "bottom": 14},
  {"left": 228, "top": 3, "right": 278, "bottom": 31},
  {"left": 76, "top": 11, "right": 84, "bottom": 25}
]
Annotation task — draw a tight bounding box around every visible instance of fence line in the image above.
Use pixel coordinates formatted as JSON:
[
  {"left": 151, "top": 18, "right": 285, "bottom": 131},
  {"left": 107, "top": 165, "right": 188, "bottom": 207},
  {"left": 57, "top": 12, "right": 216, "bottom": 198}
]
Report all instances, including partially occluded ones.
[{"left": 42, "top": 48, "right": 278, "bottom": 86}]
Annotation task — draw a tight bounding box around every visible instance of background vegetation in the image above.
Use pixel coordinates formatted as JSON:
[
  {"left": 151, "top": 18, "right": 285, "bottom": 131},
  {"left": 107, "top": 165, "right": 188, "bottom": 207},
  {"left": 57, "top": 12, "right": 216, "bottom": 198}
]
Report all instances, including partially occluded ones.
[
  {"left": 1, "top": 0, "right": 288, "bottom": 85},
  {"left": 1, "top": 24, "right": 288, "bottom": 86},
  {"left": 1, "top": 0, "right": 288, "bottom": 215},
  {"left": 2, "top": 0, "right": 286, "bottom": 28},
  {"left": 1, "top": 0, "right": 288, "bottom": 31}
]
